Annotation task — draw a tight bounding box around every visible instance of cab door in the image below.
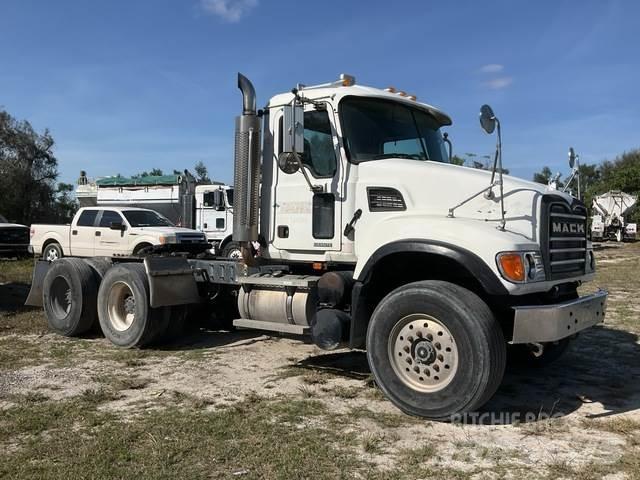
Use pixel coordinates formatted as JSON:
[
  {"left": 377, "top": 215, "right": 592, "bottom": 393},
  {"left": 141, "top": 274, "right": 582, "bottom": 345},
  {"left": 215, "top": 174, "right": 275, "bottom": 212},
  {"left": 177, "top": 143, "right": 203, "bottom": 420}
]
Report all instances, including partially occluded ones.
[
  {"left": 94, "top": 210, "right": 128, "bottom": 256},
  {"left": 272, "top": 106, "right": 342, "bottom": 253},
  {"left": 71, "top": 209, "right": 99, "bottom": 256}
]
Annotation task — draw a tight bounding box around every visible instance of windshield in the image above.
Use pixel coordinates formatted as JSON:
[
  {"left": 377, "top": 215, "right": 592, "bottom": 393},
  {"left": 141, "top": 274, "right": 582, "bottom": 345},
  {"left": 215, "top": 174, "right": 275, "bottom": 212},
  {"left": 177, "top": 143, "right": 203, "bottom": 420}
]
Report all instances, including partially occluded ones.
[
  {"left": 340, "top": 97, "right": 449, "bottom": 163},
  {"left": 122, "top": 210, "right": 174, "bottom": 227}
]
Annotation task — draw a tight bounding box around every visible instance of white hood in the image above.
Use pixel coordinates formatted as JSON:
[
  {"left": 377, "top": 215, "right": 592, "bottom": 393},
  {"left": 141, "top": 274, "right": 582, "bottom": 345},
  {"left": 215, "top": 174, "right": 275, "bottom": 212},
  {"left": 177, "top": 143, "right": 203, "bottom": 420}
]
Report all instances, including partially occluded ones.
[{"left": 357, "top": 159, "right": 576, "bottom": 243}]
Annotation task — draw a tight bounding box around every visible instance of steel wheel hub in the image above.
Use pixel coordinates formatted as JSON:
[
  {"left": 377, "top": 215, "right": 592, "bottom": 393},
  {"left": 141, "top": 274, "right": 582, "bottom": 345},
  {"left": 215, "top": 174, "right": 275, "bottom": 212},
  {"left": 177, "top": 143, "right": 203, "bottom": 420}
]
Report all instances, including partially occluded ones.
[
  {"left": 388, "top": 313, "right": 459, "bottom": 392},
  {"left": 107, "top": 281, "right": 136, "bottom": 332}
]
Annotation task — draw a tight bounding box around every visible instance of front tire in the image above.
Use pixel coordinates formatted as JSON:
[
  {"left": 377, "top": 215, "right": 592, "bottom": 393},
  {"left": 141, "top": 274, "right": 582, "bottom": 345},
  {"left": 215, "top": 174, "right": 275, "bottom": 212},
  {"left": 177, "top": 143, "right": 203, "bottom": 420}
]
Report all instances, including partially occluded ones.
[
  {"left": 366, "top": 281, "right": 506, "bottom": 420},
  {"left": 221, "top": 241, "right": 242, "bottom": 259}
]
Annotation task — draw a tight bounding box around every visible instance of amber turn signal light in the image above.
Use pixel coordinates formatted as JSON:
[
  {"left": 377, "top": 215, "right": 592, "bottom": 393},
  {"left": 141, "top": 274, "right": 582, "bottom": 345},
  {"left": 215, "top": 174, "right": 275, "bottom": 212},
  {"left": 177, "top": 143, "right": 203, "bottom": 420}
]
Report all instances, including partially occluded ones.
[{"left": 498, "top": 253, "right": 525, "bottom": 282}]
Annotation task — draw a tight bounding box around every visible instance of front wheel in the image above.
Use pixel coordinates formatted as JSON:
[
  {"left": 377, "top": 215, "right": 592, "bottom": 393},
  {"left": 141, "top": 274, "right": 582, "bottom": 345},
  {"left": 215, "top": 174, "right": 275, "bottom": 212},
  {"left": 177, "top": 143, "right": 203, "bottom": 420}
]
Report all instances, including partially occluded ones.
[
  {"left": 221, "top": 241, "right": 242, "bottom": 260},
  {"left": 366, "top": 281, "right": 506, "bottom": 420}
]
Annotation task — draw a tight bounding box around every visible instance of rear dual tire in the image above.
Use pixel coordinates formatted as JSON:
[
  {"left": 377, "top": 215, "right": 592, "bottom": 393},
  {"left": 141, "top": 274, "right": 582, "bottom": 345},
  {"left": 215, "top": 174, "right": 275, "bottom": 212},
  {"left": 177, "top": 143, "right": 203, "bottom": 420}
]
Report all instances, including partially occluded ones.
[
  {"left": 366, "top": 280, "right": 506, "bottom": 420},
  {"left": 97, "top": 263, "right": 171, "bottom": 348}
]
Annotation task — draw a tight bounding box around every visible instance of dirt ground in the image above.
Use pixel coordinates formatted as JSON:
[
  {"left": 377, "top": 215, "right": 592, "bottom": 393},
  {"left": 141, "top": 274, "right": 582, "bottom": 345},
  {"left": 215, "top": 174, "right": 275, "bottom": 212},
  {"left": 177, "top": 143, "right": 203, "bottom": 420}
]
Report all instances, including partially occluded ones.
[{"left": 0, "top": 243, "right": 639, "bottom": 479}]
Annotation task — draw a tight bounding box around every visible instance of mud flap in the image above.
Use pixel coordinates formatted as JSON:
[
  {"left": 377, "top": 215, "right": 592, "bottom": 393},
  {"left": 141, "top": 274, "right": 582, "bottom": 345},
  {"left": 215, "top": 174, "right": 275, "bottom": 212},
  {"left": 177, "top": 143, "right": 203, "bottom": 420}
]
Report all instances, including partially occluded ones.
[
  {"left": 144, "top": 257, "right": 201, "bottom": 308},
  {"left": 24, "top": 260, "right": 52, "bottom": 307}
]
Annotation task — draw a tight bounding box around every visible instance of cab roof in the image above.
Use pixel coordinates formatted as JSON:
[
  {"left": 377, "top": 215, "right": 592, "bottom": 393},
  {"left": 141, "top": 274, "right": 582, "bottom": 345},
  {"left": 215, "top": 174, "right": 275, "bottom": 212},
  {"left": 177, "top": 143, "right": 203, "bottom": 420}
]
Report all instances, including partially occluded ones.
[{"left": 267, "top": 83, "right": 452, "bottom": 127}]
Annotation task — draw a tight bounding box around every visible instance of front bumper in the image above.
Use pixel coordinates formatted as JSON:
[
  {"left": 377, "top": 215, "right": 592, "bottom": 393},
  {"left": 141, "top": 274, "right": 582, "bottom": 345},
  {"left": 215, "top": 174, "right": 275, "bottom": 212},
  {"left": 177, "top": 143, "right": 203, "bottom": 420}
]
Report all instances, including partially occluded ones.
[{"left": 511, "top": 290, "right": 608, "bottom": 344}]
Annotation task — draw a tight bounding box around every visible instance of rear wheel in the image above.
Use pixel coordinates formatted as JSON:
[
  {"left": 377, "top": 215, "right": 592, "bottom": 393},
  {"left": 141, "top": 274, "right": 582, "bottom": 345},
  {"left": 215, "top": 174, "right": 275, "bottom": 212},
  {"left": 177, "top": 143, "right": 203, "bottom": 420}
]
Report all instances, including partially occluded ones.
[
  {"left": 97, "top": 263, "right": 169, "bottom": 348},
  {"left": 366, "top": 280, "right": 506, "bottom": 420},
  {"left": 42, "top": 258, "right": 98, "bottom": 336},
  {"left": 43, "top": 242, "right": 63, "bottom": 261}
]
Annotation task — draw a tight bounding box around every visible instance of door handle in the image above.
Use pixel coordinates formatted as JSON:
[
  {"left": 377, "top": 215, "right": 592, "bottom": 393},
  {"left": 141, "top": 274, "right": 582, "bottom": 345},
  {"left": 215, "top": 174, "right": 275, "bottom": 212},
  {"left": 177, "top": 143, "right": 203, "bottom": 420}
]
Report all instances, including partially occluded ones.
[
  {"left": 72, "top": 230, "right": 78, "bottom": 235},
  {"left": 95, "top": 231, "right": 101, "bottom": 237}
]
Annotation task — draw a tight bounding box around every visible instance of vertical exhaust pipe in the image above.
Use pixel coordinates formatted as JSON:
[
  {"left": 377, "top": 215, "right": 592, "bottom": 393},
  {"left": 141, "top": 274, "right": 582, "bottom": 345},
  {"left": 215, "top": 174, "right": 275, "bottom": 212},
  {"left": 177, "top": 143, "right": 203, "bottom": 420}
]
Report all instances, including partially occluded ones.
[{"left": 233, "top": 73, "right": 261, "bottom": 263}]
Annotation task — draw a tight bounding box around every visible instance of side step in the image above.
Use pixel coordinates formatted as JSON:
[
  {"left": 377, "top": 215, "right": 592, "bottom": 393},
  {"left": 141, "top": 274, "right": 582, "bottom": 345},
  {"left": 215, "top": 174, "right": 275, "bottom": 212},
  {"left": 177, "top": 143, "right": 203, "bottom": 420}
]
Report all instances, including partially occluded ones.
[{"left": 233, "top": 318, "right": 310, "bottom": 335}]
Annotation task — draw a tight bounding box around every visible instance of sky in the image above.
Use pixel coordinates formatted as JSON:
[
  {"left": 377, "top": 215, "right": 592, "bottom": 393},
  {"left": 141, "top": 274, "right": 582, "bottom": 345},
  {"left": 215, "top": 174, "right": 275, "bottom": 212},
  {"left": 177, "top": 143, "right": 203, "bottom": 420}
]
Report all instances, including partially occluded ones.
[{"left": 1, "top": 0, "right": 638, "bottom": 188}]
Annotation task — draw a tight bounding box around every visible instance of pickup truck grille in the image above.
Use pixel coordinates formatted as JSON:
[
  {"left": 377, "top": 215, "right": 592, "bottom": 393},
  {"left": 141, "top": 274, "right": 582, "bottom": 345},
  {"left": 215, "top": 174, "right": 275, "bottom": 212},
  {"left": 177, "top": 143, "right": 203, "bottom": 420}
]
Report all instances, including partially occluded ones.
[
  {"left": 546, "top": 201, "right": 588, "bottom": 279},
  {"left": 176, "top": 233, "right": 207, "bottom": 244},
  {"left": 0, "top": 227, "right": 29, "bottom": 245}
]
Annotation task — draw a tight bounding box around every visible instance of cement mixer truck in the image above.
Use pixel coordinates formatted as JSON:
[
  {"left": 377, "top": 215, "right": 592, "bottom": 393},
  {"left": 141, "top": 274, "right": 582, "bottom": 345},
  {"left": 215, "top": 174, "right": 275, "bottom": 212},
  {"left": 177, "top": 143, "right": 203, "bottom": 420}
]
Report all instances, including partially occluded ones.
[
  {"left": 25, "top": 73, "right": 607, "bottom": 419},
  {"left": 591, "top": 191, "right": 637, "bottom": 242}
]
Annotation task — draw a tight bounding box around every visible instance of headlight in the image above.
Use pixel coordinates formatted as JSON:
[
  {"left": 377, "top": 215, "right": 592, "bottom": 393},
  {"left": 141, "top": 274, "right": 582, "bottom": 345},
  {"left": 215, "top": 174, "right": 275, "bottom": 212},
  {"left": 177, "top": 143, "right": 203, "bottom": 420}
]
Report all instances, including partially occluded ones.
[
  {"left": 496, "top": 251, "right": 545, "bottom": 284},
  {"left": 158, "top": 234, "right": 177, "bottom": 244}
]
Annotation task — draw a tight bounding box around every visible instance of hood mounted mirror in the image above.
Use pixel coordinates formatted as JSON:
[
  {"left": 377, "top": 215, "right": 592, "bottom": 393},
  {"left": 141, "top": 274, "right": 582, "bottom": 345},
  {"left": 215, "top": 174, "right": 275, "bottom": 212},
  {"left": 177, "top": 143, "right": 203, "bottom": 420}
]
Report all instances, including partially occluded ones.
[{"left": 479, "top": 104, "right": 496, "bottom": 134}]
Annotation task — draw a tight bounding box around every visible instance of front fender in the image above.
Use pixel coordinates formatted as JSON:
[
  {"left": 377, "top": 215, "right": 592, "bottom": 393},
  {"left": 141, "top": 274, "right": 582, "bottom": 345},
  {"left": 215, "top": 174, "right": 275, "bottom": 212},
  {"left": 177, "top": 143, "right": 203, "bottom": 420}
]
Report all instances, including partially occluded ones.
[{"left": 353, "top": 214, "right": 537, "bottom": 286}]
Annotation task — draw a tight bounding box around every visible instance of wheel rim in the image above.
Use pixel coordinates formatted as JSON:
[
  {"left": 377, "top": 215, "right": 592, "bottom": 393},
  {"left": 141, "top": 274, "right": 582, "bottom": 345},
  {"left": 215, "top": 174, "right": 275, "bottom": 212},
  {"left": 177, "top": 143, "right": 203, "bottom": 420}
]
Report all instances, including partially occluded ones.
[
  {"left": 46, "top": 247, "right": 59, "bottom": 261},
  {"left": 49, "top": 276, "right": 71, "bottom": 318},
  {"left": 227, "top": 248, "right": 241, "bottom": 259},
  {"left": 388, "top": 313, "right": 459, "bottom": 393},
  {"left": 106, "top": 281, "right": 136, "bottom": 332}
]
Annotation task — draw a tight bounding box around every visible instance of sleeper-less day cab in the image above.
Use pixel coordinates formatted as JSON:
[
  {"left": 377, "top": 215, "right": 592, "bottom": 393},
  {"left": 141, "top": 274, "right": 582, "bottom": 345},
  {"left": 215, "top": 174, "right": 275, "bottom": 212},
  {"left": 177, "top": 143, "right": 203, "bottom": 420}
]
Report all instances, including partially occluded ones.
[{"left": 27, "top": 74, "right": 607, "bottom": 419}]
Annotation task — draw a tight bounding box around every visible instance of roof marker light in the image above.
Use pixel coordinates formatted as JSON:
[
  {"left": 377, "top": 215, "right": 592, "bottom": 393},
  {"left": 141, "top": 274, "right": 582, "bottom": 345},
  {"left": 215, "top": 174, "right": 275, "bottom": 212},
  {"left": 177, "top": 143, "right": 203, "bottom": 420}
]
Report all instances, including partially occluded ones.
[
  {"left": 385, "top": 86, "right": 396, "bottom": 93},
  {"left": 340, "top": 74, "right": 356, "bottom": 86},
  {"left": 407, "top": 94, "right": 417, "bottom": 101},
  {"left": 397, "top": 91, "right": 407, "bottom": 97}
]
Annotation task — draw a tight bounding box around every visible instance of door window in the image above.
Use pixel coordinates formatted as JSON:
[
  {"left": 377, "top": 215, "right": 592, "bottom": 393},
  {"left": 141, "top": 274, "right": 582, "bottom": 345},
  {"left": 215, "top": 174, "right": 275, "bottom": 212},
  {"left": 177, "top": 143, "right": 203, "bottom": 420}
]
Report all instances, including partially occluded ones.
[
  {"left": 77, "top": 210, "right": 98, "bottom": 227},
  {"left": 99, "top": 210, "right": 123, "bottom": 228},
  {"left": 302, "top": 110, "right": 337, "bottom": 178}
]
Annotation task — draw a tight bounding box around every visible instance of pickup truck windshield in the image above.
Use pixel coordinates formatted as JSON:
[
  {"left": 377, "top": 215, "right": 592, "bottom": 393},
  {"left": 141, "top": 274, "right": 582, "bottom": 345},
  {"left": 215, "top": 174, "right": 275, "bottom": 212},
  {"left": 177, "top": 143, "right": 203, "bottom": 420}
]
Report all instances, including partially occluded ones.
[
  {"left": 122, "top": 210, "right": 174, "bottom": 227},
  {"left": 340, "top": 97, "right": 449, "bottom": 163}
]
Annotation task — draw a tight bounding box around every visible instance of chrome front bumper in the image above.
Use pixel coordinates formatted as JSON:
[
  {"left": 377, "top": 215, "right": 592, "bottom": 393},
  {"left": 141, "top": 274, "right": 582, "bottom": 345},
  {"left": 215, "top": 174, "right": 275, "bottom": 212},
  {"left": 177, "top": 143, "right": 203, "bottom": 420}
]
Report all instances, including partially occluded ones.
[{"left": 511, "top": 290, "right": 608, "bottom": 344}]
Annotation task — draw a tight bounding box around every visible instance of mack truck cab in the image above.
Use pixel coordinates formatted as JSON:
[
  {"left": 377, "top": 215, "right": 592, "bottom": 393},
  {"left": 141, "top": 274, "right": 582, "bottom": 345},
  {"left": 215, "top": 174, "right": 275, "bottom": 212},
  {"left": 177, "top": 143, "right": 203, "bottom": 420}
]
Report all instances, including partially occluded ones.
[{"left": 27, "top": 73, "right": 607, "bottom": 419}]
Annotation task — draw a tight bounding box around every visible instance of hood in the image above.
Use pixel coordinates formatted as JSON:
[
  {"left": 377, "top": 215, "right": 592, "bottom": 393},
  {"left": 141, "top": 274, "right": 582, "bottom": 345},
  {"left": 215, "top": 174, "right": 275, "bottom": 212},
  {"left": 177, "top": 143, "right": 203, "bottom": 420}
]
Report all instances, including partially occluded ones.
[{"left": 357, "top": 159, "right": 576, "bottom": 243}]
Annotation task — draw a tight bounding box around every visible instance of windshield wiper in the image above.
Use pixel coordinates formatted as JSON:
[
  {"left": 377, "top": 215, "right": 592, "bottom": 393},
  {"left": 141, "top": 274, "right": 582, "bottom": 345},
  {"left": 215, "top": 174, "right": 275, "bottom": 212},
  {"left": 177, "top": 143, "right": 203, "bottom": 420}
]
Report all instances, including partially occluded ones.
[{"left": 371, "top": 153, "right": 425, "bottom": 160}]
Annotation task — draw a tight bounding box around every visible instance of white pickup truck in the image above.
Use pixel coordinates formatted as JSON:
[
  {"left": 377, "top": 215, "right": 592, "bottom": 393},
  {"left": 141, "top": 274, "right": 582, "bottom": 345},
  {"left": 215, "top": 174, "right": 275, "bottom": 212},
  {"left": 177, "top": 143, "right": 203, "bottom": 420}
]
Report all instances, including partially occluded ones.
[{"left": 30, "top": 207, "right": 208, "bottom": 260}]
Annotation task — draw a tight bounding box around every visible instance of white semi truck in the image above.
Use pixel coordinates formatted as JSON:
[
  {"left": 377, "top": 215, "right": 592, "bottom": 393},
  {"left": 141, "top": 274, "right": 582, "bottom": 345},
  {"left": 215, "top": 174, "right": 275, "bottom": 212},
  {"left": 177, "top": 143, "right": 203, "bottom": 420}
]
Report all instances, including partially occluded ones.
[
  {"left": 26, "top": 73, "right": 607, "bottom": 419},
  {"left": 591, "top": 191, "right": 637, "bottom": 242},
  {"left": 77, "top": 173, "right": 239, "bottom": 257}
]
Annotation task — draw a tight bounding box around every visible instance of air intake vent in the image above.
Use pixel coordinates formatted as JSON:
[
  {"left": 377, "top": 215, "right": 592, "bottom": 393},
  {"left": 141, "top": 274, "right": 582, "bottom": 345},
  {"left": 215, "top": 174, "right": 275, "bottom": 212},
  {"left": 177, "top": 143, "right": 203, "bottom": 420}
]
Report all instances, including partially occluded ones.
[{"left": 367, "top": 187, "right": 406, "bottom": 212}]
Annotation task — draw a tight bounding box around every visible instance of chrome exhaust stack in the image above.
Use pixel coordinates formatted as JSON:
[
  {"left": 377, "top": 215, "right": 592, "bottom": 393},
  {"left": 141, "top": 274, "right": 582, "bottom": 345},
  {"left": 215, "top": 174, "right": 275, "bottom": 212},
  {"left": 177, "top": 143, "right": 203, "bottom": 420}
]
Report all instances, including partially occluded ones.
[{"left": 233, "top": 73, "right": 261, "bottom": 263}]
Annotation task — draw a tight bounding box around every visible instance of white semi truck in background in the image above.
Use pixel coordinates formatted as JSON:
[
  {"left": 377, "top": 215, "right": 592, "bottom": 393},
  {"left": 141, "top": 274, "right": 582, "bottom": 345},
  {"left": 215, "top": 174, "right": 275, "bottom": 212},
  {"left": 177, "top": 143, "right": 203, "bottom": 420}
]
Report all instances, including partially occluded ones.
[
  {"left": 27, "top": 73, "right": 607, "bottom": 419},
  {"left": 591, "top": 191, "right": 637, "bottom": 242},
  {"left": 76, "top": 173, "right": 240, "bottom": 257}
]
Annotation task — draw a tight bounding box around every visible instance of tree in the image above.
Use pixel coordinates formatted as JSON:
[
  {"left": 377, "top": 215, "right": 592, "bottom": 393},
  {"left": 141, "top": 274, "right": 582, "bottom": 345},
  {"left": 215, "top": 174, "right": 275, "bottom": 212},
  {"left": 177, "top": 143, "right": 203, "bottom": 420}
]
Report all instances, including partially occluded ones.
[
  {"left": 194, "top": 161, "right": 210, "bottom": 184},
  {"left": 53, "top": 182, "right": 77, "bottom": 223},
  {"left": 0, "top": 109, "right": 66, "bottom": 224},
  {"left": 450, "top": 155, "right": 465, "bottom": 166},
  {"left": 533, "top": 166, "right": 555, "bottom": 185}
]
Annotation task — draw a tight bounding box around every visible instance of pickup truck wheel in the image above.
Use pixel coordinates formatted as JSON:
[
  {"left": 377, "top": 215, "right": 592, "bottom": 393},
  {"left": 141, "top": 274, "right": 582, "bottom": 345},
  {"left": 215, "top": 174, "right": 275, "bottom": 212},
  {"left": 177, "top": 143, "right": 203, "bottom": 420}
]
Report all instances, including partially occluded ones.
[
  {"left": 366, "top": 280, "right": 506, "bottom": 420},
  {"left": 508, "top": 339, "right": 571, "bottom": 368},
  {"left": 97, "top": 263, "right": 170, "bottom": 348},
  {"left": 42, "top": 258, "right": 98, "bottom": 336},
  {"left": 43, "top": 242, "right": 63, "bottom": 261},
  {"left": 221, "top": 241, "right": 242, "bottom": 259}
]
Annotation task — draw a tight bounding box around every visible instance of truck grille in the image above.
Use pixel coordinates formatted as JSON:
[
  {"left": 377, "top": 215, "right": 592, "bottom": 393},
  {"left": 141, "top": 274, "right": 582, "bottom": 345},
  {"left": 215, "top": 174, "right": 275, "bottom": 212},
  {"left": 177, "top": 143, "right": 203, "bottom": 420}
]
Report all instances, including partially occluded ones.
[
  {"left": 176, "top": 233, "right": 207, "bottom": 244},
  {"left": 546, "top": 202, "right": 588, "bottom": 279},
  {"left": 0, "top": 227, "right": 29, "bottom": 245}
]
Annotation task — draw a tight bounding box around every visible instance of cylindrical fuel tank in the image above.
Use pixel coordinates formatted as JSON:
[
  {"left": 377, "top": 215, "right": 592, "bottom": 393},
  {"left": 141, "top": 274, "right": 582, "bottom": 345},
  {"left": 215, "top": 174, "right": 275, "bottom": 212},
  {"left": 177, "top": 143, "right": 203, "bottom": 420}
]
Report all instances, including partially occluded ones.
[{"left": 237, "top": 287, "right": 317, "bottom": 326}]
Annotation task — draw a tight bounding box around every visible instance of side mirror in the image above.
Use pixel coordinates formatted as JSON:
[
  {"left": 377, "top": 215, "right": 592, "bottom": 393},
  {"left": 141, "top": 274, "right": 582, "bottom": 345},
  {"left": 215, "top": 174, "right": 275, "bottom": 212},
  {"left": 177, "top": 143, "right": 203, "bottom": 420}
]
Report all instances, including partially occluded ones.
[
  {"left": 109, "top": 222, "right": 125, "bottom": 231},
  {"left": 277, "top": 152, "right": 301, "bottom": 174},
  {"left": 213, "top": 190, "right": 225, "bottom": 211},
  {"left": 479, "top": 104, "right": 496, "bottom": 134},
  {"left": 568, "top": 147, "right": 576, "bottom": 169},
  {"left": 282, "top": 104, "right": 304, "bottom": 153},
  {"left": 442, "top": 132, "right": 452, "bottom": 162}
]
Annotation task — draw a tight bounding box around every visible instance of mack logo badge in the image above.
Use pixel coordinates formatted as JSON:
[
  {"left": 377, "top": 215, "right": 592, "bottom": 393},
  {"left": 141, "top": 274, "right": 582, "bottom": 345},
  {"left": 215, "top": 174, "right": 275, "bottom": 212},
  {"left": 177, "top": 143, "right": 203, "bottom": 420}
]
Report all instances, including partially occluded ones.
[{"left": 552, "top": 222, "right": 585, "bottom": 234}]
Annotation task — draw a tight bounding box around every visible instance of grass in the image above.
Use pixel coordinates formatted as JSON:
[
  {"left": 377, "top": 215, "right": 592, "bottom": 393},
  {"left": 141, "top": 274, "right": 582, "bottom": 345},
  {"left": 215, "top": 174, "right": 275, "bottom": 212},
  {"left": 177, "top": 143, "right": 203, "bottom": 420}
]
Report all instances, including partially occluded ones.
[
  {"left": 0, "top": 394, "right": 363, "bottom": 480},
  {"left": 0, "top": 258, "right": 33, "bottom": 284}
]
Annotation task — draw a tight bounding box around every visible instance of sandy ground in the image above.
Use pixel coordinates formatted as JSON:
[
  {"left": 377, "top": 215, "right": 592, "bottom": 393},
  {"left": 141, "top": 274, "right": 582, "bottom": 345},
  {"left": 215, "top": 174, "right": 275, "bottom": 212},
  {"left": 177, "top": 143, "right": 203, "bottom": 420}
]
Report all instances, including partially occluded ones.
[{"left": 1, "top": 242, "right": 639, "bottom": 478}]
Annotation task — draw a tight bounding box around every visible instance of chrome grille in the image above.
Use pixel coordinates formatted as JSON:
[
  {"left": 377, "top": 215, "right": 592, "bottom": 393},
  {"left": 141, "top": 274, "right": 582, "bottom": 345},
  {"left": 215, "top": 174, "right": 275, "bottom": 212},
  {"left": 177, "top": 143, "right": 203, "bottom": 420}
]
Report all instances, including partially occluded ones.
[{"left": 548, "top": 203, "right": 587, "bottom": 278}]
